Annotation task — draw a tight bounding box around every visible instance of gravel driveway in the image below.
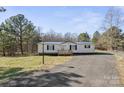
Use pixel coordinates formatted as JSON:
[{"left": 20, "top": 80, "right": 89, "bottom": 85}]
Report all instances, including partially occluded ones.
[
  {"left": 48, "top": 54, "right": 121, "bottom": 87},
  {"left": 0, "top": 54, "right": 121, "bottom": 87}
]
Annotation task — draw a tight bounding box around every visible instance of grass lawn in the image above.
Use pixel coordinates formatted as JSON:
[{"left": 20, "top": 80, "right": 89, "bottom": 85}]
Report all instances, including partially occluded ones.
[
  {"left": 0, "top": 56, "right": 72, "bottom": 83},
  {"left": 114, "top": 52, "right": 124, "bottom": 85}
]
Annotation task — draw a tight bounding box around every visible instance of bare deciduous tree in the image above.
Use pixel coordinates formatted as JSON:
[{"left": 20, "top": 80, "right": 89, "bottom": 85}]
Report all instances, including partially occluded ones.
[
  {"left": 0, "top": 7, "right": 6, "bottom": 12},
  {"left": 99, "top": 7, "right": 124, "bottom": 50}
]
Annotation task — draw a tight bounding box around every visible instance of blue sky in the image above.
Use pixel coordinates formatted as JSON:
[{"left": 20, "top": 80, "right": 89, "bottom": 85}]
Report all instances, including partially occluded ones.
[{"left": 0, "top": 6, "right": 124, "bottom": 37}]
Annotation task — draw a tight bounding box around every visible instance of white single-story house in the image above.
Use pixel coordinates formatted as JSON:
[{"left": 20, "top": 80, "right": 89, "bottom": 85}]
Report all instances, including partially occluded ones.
[{"left": 38, "top": 41, "right": 95, "bottom": 55}]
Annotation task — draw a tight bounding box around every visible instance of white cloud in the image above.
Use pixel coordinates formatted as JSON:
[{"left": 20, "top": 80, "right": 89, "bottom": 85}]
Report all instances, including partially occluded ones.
[{"left": 70, "top": 11, "right": 104, "bottom": 35}]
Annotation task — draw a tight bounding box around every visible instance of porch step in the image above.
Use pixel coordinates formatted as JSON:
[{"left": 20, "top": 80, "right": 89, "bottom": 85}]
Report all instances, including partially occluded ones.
[{"left": 58, "top": 50, "right": 73, "bottom": 55}]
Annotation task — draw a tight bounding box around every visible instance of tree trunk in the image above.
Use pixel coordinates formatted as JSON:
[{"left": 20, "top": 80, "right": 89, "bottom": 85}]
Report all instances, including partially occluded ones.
[
  {"left": 19, "top": 28, "right": 23, "bottom": 55},
  {"left": 31, "top": 45, "right": 34, "bottom": 54},
  {"left": 26, "top": 41, "right": 29, "bottom": 53},
  {"left": 20, "top": 43, "right": 23, "bottom": 55},
  {"left": 20, "top": 37, "right": 23, "bottom": 55},
  {"left": 11, "top": 44, "right": 15, "bottom": 56},
  {"left": 3, "top": 47, "right": 5, "bottom": 56},
  {"left": 19, "top": 26, "right": 24, "bottom": 55}
]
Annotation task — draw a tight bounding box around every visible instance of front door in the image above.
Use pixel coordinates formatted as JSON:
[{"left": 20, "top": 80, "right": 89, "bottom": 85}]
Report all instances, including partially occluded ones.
[{"left": 61, "top": 45, "right": 67, "bottom": 50}]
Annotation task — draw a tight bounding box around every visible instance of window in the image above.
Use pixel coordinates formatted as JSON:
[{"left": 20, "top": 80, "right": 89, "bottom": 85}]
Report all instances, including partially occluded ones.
[
  {"left": 75, "top": 45, "right": 77, "bottom": 50},
  {"left": 47, "top": 45, "right": 54, "bottom": 50},
  {"left": 53, "top": 45, "right": 54, "bottom": 50},
  {"left": 47, "top": 45, "right": 49, "bottom": 50},
  {"left": 70, "top": 45, "right": 77, "bottom": 50},
  {"left": 85, "top": 45, "right": 90, "bottom": 48},
  {"left": 70, "top": 45, "right": 72, "bottom": 50}
]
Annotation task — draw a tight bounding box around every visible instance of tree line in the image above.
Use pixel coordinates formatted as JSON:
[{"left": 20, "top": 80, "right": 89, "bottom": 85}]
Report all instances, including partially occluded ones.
[
  {"left": 92, "top": 7, "right": 124, "bottom": 51},
  {"left": 0, "top": 14, "right": 91, "bottom": 56},
  {"left": 42, "top": 31, "right": 90, "bottom": 42},
  {"left": 0, "top": 14, "right": 40, "bottom": 56},
  {"left": 0, "top": 7, "right": 124, "bottom": 56}
]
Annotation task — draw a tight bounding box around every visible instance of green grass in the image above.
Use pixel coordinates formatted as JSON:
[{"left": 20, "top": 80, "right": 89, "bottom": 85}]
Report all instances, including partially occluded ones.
[
  {"left": 0, "top": 56, "right": 72, "bottom": 69},
  {"left": 0, "top": 56, "right": 72, "bottom": 83}
]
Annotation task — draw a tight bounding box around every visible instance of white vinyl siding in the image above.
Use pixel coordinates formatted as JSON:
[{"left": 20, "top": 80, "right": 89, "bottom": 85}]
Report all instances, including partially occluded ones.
[{"left": 38, "top": 42, "right": 95, "bottom": 54}]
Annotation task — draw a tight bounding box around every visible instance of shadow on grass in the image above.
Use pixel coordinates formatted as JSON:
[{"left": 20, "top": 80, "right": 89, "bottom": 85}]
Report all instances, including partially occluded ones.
[
  {"left": 39, "top": 52, "right": 113, "bottom": 56},
  {"left": 73, "top": 52, "right": 113, "bottom": 56},
  {"left": 0, "top": 67, "right": 24, "bottom": 80},
  {"left": 0, "top": 69, "right": 83, "bottom": 87}
]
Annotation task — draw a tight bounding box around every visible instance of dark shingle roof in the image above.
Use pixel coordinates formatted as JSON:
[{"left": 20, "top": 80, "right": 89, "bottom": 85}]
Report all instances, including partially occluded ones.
[{"left": 38, "top": 41, "right": 93, "bottom": 45}]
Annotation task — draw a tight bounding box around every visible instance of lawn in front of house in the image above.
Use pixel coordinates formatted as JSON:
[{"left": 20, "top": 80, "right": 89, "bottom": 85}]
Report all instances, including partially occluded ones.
[
  {"left": 0, "top": 56, "right": 72, "bottom": 70},
  {"left": 0, "top": 56, "right": 72, "bottom": 83},
  {"left": 114, "top": 52, "right": 124, "bottom": 85}
]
